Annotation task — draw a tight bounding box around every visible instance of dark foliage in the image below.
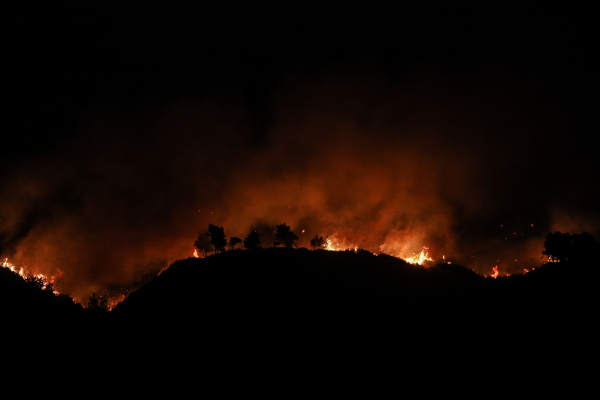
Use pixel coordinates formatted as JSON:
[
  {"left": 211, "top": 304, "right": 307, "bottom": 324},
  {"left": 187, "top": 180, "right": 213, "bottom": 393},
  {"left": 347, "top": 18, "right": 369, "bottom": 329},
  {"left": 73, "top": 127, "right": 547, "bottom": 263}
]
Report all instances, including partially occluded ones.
[
  {"left": 1, "top": 267, "right": 83, "bottom": 323},
  {"left": 25, "top": 274, "right": 46, "bottom": 290},
  {"left": 25, "top": 274, "right": 54, "bottom": 293},
  {"left": 194, "top": 229, "right": 213, "bottom": 257},
  {"left": 275, "top": 223, "right": 298, "bottom": 248},
  {"left": 205, "top": 224, "right": 227, "bottom": 254},
  {"left": 310, "top": 234, "right": 326, "bottom": 250},
  {"left": 243, "top": 231, "right": 261, "bottom": 250},
  {"left": 228, "top": 237, "right": 242, "bottom": 250},
  {"left": 88, "top": 292, "right": 109, "bottom": 312},
  {"left": 543, "top": 231, "right": 597, "bottom": 262}
]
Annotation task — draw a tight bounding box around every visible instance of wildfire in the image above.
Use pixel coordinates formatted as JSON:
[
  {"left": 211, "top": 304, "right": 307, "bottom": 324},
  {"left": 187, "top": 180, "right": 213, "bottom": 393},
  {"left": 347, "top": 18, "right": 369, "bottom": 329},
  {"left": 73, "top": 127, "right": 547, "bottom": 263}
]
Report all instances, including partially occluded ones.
[
  {"left": 3, "top": 257, "right": 26, "bottom": 278},
  {"left": 324, "top": 235, "right": 434, "bottom": 265},
  {"left": 324, "top": 236, "right": 356, "bottom": 252},
  {"left": 2, "top": 258, "right": 58, "bottom": 293},
  {"left": 490, "top": 266, "right": 499, "bottom": 278},
  {"left": 402, "top": 247, "right": 434, "bottom": 265},
  {"left": 193, "top": 248, "right": 199, "bottom": 258}
]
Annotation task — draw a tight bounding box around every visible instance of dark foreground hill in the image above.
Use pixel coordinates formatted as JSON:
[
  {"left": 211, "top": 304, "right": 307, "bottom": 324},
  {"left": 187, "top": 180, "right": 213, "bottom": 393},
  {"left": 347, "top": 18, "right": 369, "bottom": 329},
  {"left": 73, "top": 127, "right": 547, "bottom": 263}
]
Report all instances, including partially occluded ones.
[
  {"left": 0, "top": 267, "right": 84, "bottom": 322},
  {"left": 2, "top": 248, "right": 597, "bottom": 382},
  {"left": 108, "top": 248, "right": 597, "bottom": 374}
]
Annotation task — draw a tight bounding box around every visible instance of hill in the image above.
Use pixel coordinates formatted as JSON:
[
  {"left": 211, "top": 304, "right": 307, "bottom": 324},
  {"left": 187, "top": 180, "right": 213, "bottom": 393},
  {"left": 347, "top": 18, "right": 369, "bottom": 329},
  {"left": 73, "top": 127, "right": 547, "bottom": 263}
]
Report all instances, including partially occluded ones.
[
  {"left": 0, "top": 266, "right": 84, "bottom": 322},
  {"left": 109, "top": 248, "right": 597, "bottom": 373},
  {"left": 2, "top": 248, "right": 596, "bottom": 378}
]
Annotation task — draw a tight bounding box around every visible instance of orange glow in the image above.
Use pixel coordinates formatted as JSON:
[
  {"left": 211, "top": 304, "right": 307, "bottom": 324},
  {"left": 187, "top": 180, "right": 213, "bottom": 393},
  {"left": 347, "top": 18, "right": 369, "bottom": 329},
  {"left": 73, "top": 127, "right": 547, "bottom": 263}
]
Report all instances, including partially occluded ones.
[
  {"left": 2, "top": 258, "right": 57, "bottom": 293},
  {"left": 324, "top": 235, "right": 434, "bottom": 265},
  {"left": 402, "top": 247, "right": 434, "bottom": 265},
  {"left": 491, "top": 266, "right": 499, "bottom": 278},
  {"left": 324, "top": 235, "right": 356, "bottom": 252}
]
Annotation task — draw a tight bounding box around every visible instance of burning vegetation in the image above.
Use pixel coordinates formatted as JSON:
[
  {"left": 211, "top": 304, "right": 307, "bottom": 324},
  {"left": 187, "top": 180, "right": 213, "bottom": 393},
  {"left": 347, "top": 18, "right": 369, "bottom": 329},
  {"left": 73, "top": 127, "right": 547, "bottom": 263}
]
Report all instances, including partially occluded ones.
[{"left": 2, "top": 258, "right": 57, "bottom": 294}]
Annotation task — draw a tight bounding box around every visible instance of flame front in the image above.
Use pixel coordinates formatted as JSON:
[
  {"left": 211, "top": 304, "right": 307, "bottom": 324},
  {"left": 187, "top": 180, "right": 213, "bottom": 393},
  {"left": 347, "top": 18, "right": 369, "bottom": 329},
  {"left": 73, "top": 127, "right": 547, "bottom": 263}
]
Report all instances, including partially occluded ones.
[
  {"left": 490, "top": 266, "right": 499, "bottom": 278},
  {"left": 324, "top": 236, "right": 357, "bottom": 252},
  {"left": 2, "top": 258, "right": 58, "bottom": 293},
  {"left": 403, "top": 247, "right": 434, "bottom": 265},
  {"left": 324, "top": 235, "right": 434, "bottom": 265}
]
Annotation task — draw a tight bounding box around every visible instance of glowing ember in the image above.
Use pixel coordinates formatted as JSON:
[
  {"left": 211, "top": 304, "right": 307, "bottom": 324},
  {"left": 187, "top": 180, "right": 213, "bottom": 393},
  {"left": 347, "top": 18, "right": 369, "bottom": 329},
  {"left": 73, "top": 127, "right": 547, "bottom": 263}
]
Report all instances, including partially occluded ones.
[{"left": 193, "top": 248, "right": 199, "bottom": 258}]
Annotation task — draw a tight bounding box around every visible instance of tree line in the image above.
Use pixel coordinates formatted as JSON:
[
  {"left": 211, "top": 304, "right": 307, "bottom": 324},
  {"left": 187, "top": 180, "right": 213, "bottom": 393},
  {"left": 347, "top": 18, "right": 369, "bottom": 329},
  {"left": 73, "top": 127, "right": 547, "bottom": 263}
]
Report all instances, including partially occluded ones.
[
  {"left": 542, "top": 231, "right": 598, "bottom": 263},
  {"left": 196, "top": 224, "right": 598, "bottom": 264},
  {"left": 194, "top": 223, "right": 329, "bottom": 256}
]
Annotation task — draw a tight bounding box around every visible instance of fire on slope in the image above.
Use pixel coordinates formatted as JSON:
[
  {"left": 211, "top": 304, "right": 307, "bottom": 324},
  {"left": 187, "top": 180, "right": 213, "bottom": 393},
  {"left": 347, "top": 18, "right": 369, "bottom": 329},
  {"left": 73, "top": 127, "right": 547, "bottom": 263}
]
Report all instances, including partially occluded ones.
[
  {"left": 2, "top": 258, "right": 59, "bottom": 294},
  {"left": 403, "top": 247, "right": 434, "bottom": 265},
  {"left": 324, "top": 234, "right": 534, "bottom": 275},
  {"left": 324, "top": 234, "right": 434, "bottom": 265}
]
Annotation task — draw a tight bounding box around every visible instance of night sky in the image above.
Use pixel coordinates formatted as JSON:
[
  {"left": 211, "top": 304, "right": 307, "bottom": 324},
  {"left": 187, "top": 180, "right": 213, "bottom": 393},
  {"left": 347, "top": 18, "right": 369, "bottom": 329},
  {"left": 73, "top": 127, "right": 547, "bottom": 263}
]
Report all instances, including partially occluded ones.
[{"left": 2, "top": 3, "right": 598, "bottom": 302}]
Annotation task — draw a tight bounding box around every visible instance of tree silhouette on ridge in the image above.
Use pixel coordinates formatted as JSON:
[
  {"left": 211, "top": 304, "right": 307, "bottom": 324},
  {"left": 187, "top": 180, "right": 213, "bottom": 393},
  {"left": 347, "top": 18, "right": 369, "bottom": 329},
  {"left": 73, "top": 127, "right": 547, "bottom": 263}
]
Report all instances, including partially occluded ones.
[
  {"left": 243, "top": 231, "right": 261, "bottom": 250},
  {"left": 275, "top": 223, "right": 299, "bottom": 248},
  {"left": 206, "top": 224, "right": 227, "bottom": 254},
  {"left": 228, "top": 237, "right": 242, "bottom": 250}
]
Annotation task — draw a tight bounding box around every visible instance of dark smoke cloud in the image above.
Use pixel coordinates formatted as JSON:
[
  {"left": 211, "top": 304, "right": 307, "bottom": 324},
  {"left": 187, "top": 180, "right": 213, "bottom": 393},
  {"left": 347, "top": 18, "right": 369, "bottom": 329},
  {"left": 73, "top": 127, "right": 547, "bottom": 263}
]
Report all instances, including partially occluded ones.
[{"left": 2, "top": 68, "right": 598, "bottom": 302}]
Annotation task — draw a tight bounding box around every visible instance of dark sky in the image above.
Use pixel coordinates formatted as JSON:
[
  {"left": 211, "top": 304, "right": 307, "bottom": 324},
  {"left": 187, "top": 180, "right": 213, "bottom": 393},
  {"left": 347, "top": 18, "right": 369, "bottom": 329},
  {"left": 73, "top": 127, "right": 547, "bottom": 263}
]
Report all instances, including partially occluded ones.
[{"left": 1, "top": 3, "right": 598, "bottom": 301}]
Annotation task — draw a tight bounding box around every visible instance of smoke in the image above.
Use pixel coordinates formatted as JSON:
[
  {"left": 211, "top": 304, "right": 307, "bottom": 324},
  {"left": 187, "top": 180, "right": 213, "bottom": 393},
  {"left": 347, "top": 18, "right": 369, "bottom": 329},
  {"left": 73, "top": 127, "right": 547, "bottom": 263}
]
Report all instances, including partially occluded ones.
[{"left": 1, "top": 72, "right": 598, "bottom": 301}]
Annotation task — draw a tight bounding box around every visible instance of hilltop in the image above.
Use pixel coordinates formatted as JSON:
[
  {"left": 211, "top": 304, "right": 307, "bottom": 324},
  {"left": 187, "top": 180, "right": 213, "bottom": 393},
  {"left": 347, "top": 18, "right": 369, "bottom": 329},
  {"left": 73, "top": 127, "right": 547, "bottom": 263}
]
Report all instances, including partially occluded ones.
[
  {"left": 108, "top": 248, "right": 597, "bottom": 373},
  {"left": 2, "top": 247, "right": 596, "bottom": 376},
  {"left": 113, "top": 247, "right": 485, "bottom": 320}
]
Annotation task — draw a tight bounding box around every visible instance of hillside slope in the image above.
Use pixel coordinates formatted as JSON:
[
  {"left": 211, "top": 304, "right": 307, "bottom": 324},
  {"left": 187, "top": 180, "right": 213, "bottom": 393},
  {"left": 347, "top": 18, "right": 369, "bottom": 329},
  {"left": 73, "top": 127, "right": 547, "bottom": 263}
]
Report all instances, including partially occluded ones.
[
  {"left": 110, "top": 248, "right": 597, "bottom": 372},
  {"left": 3, "top": 247, "right": 596, "bottom": 376}
]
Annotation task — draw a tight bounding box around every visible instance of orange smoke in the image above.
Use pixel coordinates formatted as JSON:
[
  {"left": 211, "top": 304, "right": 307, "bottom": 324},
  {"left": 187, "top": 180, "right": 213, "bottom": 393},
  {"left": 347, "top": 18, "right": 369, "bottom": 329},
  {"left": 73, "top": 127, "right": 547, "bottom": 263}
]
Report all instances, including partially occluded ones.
[{"left": 1, "top": 75, "right": 589, "bottom": 302}]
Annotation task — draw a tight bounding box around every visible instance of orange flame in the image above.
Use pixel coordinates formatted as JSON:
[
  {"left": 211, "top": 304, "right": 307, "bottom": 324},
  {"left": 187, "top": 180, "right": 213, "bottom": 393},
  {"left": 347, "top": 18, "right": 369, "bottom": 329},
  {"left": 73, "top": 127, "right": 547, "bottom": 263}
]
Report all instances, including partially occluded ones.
[
  {"left": 324, "top": 235, "right": 433, "bottom": 265},
  {"left": 402, "top": 247, "right": 434, "bottom": 265},
  {"left": 491, "top": 266, "right": 499, "bottom": 278},
  {"left": 2, "top": 258, "right": 58, "bottom": 293}
]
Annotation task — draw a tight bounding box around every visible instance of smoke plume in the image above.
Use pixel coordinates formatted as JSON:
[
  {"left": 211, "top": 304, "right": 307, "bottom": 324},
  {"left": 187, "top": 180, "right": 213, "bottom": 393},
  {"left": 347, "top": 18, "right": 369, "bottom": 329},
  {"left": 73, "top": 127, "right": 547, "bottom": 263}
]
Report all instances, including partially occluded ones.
[{"left": 1, "top": 72, "right": 597, "bottom": 301}]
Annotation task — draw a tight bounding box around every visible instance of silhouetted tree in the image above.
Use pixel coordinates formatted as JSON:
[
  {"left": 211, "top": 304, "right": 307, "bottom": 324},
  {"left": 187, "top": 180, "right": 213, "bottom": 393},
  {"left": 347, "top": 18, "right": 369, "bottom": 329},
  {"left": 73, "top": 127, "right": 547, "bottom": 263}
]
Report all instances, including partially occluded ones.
[
  {"left": 194, "top": 229, "right": 213, "bottom": 257},
  {"left": 44, "top": 281, "right": 54, "bottom": 293},
  {"left": 310, "top": 235, "right": 326, "bottom": 250},
  {"left": 88, "top": 293, "right": 109, "bottom": 312},
  {"left": 228, "top": 237, "right": 242, "bottom": 250},
  {"left": 24, "top": 275, "right": 54, "bottom": 293},
  {"left": 542, "top": 231, "right": 597, "bottom": 262},
  {"left": 543, "top": 232, "right": 571, "bottom": 261},
  {"left": 25, "top": 275, "right": 45, "bottom": 290},
  {"left": 275, "top": 223, "right": 299, "bottom": 248},
  {"left": 243, "top": 231, "right": 261, "bottom": 250},
  {"left": 206, "top": 224, "right": 227, "bottom": 254}
]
